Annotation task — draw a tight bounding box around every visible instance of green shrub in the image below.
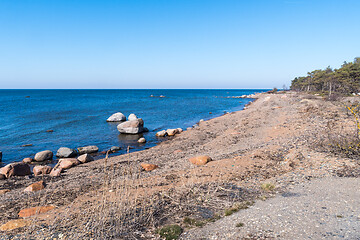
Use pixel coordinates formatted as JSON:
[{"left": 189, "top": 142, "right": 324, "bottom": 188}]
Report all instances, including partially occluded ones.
[{"left": 157, "top": 225, "right": 183, "bottom": 240}]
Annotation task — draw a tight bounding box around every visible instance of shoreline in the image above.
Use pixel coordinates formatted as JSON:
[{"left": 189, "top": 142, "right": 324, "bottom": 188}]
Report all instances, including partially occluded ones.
[
  {"left": 1, "top": 91, "right": 358, "bottom": 238},
  {"left": 0, "top": 91, "right": 262, "bottom": 167}
]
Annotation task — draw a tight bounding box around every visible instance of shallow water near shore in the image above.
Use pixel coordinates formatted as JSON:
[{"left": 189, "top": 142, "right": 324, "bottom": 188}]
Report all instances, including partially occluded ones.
[{"left": 0, "top": 89, "right": 267, "bottom": 166}]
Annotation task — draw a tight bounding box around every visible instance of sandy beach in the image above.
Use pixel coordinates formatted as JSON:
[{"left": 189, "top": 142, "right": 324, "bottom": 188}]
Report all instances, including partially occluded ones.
[{"left": 1, "top": 91, "right": 359, "bottom": 239}]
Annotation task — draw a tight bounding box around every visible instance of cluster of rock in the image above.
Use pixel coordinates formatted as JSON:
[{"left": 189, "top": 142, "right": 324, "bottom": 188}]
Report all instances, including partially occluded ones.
[
  {"left": 156, "top": 128, "right": 183, "bottom": 137},
  {"left": 237, "top": 93, "right": 260, "bottom": 98},
  {"left": 107, "top": 112, "right": 148, "bottom": 135}
]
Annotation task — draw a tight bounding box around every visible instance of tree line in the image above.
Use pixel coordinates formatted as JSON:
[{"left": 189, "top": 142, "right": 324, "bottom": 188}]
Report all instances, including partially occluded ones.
[{"left": 290, "top": 57, "right": 360, "bottom": 96}]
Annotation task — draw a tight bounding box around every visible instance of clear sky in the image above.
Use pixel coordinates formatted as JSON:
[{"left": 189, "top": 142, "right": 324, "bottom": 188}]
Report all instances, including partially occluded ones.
[{"left": 0, "top": 0, "right": 359, "bottom": 89}]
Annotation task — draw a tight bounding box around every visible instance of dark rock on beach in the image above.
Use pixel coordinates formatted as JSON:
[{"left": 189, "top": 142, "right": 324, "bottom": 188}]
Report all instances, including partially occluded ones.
[
  {"left": 56, "top": 147, "right": 77, "bottom": 158},
  {"left": 0, "top": 162, "right": 31, "bottom": 178},
  {"left": 77, "top": 145, "right": 99, "bottom": 154},
  {"left": 34, "top": 150, "right": 53, "bottom": 162}
]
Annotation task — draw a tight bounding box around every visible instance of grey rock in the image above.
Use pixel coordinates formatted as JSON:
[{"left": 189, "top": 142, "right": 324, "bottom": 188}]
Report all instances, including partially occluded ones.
[
  {"left": 77, "top": 154, "right": 94, "bottom": 163},
  {"left": 107, "top": 112, "right": 126, "bottom": 122},
  {"left": 117, "top": 119, "right": 145, "bottom": 134},
  {"left": 34, "top": 150, "right": 53, "bottom": 162},
  {"left": 110, "top": 146, "right": 121, "bottom": 153},
  {"left": 128, "top": 113, "right": 138, "bottom": 121},
  {"left": 56, "top": 147, "right": 77, "bottom": 158},
  {"left": 77, "top": 145, "right": 99, "bottom": 155}
]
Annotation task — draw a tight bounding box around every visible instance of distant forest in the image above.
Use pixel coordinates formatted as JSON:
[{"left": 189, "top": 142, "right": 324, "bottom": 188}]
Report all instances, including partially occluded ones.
[{"left": 290, "top": 57, "right": 360, "bottom": 95}]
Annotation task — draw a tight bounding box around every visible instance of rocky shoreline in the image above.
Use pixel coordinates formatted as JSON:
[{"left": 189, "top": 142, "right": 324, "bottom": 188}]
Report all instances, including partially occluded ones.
[{"left": 0, "top": 91, "right": 359, "bottom": 239}]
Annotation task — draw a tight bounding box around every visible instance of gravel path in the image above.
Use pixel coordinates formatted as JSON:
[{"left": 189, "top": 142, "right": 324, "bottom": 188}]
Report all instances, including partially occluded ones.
[{"left": 181, "top": 177, "right": 360, "bottom": 240}]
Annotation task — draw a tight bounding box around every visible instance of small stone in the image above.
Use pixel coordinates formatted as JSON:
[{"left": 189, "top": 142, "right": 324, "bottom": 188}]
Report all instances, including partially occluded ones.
[
  {"left": 0, "top": 189, "right": 10, "bottom": 194},
  {"left": 21, "top": 144, "right": 33, "bottom": 147},
  {"left": 156, "top": 130, "right": 167, "bottom": 137},
  {"left": 189, "top": 156, "right": 212, "bottom": 166},
  {"left": 0, "top": 219, "right": 31, "bottom": 231},
  {"left": 50, "top": 168, "right": 62, "bottom": 177},
  {"left": 128, "top": 113, "right": 138, "bottom": 121},
  {"left": 138, "top": 137, "right": 146, "bottom": 143},
  {"left": 46, "top": 129, "right": 54, "bottom": 132},
  {"left": 110, "top": 146, "right": 121, "bottom": 153},
  {"left": 18, "top": 205, "right": 55, "bottom": 218},
  {"left": 140, "top": 163, "right": 158, "bottom": 171},
  {"left": 22, "top": 158, "right": 33, "bottom": 164},
  {"left": 177, "top": 128, "right": 183, "bottom": 133},
  {"left": 173, "top": 149, "right": 182, "bottom": 154},
  {"left": 166, "top": 129, "right": 179, "bottom": 136},
  {"left": 24, "top": 181, "right": 45, "bottom": 192},
  {"left": 77, "top": 154, "right": 94, "bottom": 163}
]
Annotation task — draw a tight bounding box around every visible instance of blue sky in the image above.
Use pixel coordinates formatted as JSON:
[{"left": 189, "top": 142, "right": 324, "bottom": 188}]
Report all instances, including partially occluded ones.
[{"left": 0, "top": 0, "right": 359, "bottom": 89}]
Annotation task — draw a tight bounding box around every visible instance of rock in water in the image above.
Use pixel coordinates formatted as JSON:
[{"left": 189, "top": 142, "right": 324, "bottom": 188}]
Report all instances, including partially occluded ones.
[
  {"left": 138, "top": 137, "right": 146, "bottom": 143},
  {"left": 107, "top": 112, "right": 126, "bottom": 122},
  {"left": 117, "top": 119, "right": 145, "bottom": 134},
  {"left": 166, "top": 129, "right": 179, "bottom": 136},
  {"left": 128, "top": 113, "right": 138, "bottom": 121},
  {"left": 77, "top": 145, "right": 99, "bottom": 154},
  {"left": 110, "top": 146, "right": 121, "bottom": 153},
  {"left": 0, "top": 151, "right": 2, "bottom": 161},
  {"left": 34, "top": 150, "right": 53, "bottom": 162},
  {"left": 22, "top": 158, "right": 33, "bottom": 163},
  {"left": 56, "top": 147, "right": 77, "bottom": 158},
  {"left": 156, "top": 130, "right": 167, "bottom": 137},
  {"left": 0, "top": 163, "right": 31, "bottom": 178},
  {"left": 33, "top": 165, "right": 52, "bottom": 176},
  {"left": 189, "top": 156, "right": 212, "bottom": 166},
  {"left": 77, "top": 154, "right": 94, "bottom": 163}
]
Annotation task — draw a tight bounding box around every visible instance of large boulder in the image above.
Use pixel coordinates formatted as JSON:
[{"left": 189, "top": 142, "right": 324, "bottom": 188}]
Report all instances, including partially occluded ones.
[
  {"left": 33, "top": 165, "right": 52, "bottom": 176},
  {"left": 128, "top": 113, "right": 138, "bottom": 121},
  {"left": 107, "top": 112, "right": 126, "bottom": 122},
  {"left": 77, "top": 145, "right": 99, "bottom": 155},
  {"left": 77, "top": 154, "right": 94, "bottom": 163},
  {"left": 56, "top": 147, "right": 77, "bottom": 158},
  {"left": 117, "top": 119, "right": 145, "bottom": 134},
  {"left": 59, "top": 158, "right": 81, "bottom": 169},
  {"left": 34, "top": 150, "right": 53, "bottom": 162},
  {"left": 0, "top": 162, "right": 31, "bottom": 178}
]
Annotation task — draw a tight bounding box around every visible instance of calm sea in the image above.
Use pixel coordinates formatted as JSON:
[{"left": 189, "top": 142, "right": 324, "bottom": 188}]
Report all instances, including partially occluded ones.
[{"left": 0, "top": 89, "right": 267, "bottom": 166}]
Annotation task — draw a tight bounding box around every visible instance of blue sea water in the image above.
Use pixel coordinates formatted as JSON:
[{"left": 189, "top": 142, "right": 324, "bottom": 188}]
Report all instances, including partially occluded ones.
[{"left": 0, "top": 89, "right": 267, "bottom": 166}]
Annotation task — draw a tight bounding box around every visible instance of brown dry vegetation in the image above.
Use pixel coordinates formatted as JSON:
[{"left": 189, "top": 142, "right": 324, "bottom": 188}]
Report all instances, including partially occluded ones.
[{"left": 1, "top": 92, "right": 360, "bottom": 239}]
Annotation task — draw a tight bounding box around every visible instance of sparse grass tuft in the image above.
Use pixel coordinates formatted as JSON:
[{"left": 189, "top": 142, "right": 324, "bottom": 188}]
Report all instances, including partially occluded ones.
[
  {"left": 261, "top": 183, "right": 276, "bottom": 191},
  {"left": 224, "top": 201, "right": 254, "bottom": 216},
  {"left": 236, "top": 222, "right": 244, "bottom": 227},
  {"left": 183, "top": 217, "right": 206, "bottom": 227},
  {"left": 157, "top": 225, "right": 183, "bottom": 240}
]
